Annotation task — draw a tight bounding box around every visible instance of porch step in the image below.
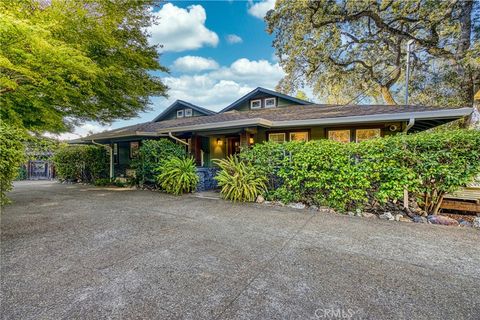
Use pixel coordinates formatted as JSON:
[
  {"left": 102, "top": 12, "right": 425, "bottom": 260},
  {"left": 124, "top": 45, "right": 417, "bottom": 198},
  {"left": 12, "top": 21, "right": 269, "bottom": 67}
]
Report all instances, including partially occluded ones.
[{"left": 193, "top": 191, "right": 221, "bottom": 200}]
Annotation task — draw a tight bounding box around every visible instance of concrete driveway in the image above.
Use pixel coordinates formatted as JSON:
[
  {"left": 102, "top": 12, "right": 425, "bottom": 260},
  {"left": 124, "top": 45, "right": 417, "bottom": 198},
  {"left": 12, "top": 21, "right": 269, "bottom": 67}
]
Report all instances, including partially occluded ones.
[{"left": 1, "top": 181, "right": 479, "bottom": 319}]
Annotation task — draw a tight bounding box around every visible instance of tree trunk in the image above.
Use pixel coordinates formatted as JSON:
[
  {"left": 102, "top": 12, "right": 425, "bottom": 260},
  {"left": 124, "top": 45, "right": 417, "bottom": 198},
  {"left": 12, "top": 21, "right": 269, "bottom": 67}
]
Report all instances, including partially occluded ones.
[
  {"left": 456, "top": 0, "right": 474, "bottom": 104},
  {"left": 380, "top": 86, "right": 397, "bottom": 105}
]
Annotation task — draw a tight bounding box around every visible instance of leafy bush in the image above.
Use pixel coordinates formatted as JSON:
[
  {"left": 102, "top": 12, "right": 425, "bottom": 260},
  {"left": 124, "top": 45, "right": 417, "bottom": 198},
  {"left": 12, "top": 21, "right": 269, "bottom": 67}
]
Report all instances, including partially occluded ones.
[
  {"left": 156, "top": 157, "right": 199, "bottom": 195},
  {"left": 0, "top": 121, "right": 26, "bottom": 205},
  {"left": 405, "top": 130, "right": 480, "bottom": 214},
  {"left": 94, "top": 178, "right": 112, "bottom": 186},
  {"left": 53, "top": 145, "right": 108, "bottom": 183},
  {"left": 131, "top": 139, "right": 186, "bottom": 185},
  {"left": 214, "top": 156, "right": 267, "bottom": 202},
  {"left": 239, "top": 129, "right": 480, "bottom": 214}
]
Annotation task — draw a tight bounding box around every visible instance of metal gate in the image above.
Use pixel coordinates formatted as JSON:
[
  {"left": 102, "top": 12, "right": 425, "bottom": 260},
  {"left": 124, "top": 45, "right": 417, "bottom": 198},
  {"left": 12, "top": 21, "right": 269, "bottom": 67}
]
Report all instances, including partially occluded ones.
[{"left": 27, "top": 160, "right": 54, "bottom": 180}]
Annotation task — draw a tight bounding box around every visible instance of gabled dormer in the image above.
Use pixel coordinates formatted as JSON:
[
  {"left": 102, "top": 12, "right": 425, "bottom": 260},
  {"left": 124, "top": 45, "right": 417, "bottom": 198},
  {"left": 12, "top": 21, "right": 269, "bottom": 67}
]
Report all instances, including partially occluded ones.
[
  {"left": 219, "top": 87, "right": 312, "bottom": 113},
  {"left": 152, "top": 100, "right": 216, "bottom": 122}
]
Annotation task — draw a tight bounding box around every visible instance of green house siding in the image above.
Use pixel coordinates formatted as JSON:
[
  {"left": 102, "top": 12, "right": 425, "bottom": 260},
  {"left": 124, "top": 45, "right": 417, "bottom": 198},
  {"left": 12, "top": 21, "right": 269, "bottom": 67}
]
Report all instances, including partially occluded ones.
[{"left": 161, "top": 108, "right": 206, "bottom": 120}]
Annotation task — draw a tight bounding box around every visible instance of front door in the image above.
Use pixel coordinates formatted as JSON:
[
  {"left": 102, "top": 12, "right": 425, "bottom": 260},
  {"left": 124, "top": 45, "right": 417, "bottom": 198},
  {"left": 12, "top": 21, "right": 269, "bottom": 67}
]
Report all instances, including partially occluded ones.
[{"left": 226, "top": 137, "right": 240, "bottom": 157}]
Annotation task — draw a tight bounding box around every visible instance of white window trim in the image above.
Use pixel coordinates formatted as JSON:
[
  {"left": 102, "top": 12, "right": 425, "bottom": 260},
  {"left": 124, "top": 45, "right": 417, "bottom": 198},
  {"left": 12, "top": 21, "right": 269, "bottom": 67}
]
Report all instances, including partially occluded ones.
[
  {"left": 176, "top": 110, "right": 184, "bottom": 118},
  {"left": 264, "top": 97, "right": 277, "bottom": 108},
  {"left": 268, "top": 132, "right": 286, "bottom": 143},
  {"left": 355, "top": 128, "right": 381, "bottom": 142},
  {"left": 184, "top": 108, "right": 193, "bottom": 117},
  {"left": 289, "top": 131, "right": 309, "bottom": 142},
  {"left": 250, "top": 99, "right": 262, "bottom": 109}
]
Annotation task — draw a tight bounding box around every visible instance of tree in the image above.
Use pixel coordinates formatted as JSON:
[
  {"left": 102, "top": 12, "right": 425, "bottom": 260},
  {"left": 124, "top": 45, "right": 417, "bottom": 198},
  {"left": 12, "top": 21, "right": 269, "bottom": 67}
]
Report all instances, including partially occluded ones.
[
  {"left": 295, "top": 90, "right": 309, "bottom": 101},
  {"left": 267, "top": 0, "right": 479, "bottom": 106},
  {"left": 0, "top": 0, "right": 168, "bottom": 133}
]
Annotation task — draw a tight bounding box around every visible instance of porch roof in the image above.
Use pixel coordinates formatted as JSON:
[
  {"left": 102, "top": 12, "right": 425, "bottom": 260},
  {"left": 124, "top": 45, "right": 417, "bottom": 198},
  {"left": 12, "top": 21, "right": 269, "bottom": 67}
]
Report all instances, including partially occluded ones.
[{"left": 79, "top": 104, "right": 472, "bottom": 142}]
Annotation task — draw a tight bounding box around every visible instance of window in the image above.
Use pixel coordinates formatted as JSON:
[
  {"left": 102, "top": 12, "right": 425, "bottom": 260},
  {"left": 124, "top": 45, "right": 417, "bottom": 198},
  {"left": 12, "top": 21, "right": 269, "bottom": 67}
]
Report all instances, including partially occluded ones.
[
  {"left": 356, "top": 128, "right": 381, "bottom": 142},
  {"left": 113, "top": 143, "right": 119, "bottom": 164},
  {"left": 130, "top": 141, "right": 139, "bottom": 158},
  {"left": 328, "top": 130, "right": 351, "bottom": 143},
  {"left": 289, "top": 132, "right": 309, "bottom": 142},
  {"left": 268, "top": 133, "right": 286, "bottom": 143},
  {"left": 250, "top": 99, "right": 262, "bottom": 109},
  {"left": 177, "top": 110, "right": 184, "bottom": 118},
  {"left": 184, "top": 108, "right": 193, "bottom": 117},
  {"left": 264, "top": 97, "right": 276, "bottom": 108}
]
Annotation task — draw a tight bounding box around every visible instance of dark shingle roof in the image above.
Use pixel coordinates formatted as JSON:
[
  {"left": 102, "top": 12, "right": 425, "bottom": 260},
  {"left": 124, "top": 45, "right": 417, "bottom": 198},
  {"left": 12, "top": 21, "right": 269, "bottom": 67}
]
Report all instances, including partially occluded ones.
[{"left": 84, "top": 104, "right": 471, "bottom": 141}]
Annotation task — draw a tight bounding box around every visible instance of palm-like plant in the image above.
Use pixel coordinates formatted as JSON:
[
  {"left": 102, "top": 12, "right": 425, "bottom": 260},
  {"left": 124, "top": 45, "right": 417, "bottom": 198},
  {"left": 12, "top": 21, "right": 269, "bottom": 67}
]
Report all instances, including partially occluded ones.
[
  {"left": 156, "top": 157, "right": 199, "bottom": 195},
  {"left": 214, "top": 155, "right": 267, "bottom": 202}
]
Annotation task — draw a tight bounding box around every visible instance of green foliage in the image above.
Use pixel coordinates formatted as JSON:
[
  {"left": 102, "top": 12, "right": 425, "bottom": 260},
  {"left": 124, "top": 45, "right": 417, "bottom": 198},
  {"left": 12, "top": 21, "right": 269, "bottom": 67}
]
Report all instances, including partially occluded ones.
[
  {"left": 0, "top": 121, "right": 26, "bottom": 205},
  {"left": 0, "top": 0, "right": 168, "bottom": 133},
  {"left": 156, "top": 157, "right": 199, "bottom": 195},
  {"left": 267, "top": 0, "right": 479, "bottom": 105},
  {"left": 405, "top": 130, "right": 480, "bottom": 213},
  {"left": 214, "top": 156, "right": 267, "bottom": 202},
  {"left": 240, "top": 130, "right": 480, "bottom": 214},
  {"left": 131, "top": 139, "right": 187, "bottom": 185},
  {"left": 53, "top": 145, "right": 108, "bottom": 183},
  {"left": 94, "top": 178, "right": 112, "bottom": 187}
]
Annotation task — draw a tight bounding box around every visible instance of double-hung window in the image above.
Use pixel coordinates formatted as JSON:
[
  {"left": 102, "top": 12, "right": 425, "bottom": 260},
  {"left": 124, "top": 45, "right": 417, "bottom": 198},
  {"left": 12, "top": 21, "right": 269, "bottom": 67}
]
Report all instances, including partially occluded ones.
[{"left": 268, "top": 133, "right": 286, "bottom": 143}]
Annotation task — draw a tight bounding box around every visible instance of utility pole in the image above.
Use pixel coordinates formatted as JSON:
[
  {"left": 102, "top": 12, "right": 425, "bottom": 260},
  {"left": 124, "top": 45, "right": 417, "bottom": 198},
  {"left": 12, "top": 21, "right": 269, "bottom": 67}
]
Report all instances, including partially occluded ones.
[{"left": 405, "top": 40, "right": 415, "bottom": 105}]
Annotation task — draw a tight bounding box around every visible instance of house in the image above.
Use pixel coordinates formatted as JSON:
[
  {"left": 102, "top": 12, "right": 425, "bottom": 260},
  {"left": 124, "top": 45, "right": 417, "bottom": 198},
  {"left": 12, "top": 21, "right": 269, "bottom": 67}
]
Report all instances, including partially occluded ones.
[{"left": 76, "top": 87, "right": 473, "bottom": 184}]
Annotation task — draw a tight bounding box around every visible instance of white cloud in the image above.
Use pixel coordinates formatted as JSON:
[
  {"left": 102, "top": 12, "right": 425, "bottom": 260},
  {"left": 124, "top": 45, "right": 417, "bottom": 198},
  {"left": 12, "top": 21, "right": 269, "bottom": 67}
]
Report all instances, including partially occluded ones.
[
  {"left": 157, "top": 58, "right": 285, "bottom": 112},
  {"left": 45, "top": 123, "right": 112, "bottom": 141},
  {"left": 172, "top": 56, "right": 219, "bottom": 72},
  {"left": 248, "top": 0, "right": 275, "bottom": 19},
  {"left": 148, "top": 3, "right": 219, "bottom": 52},
  {"left": 226, "top": 34, "right": 243, "bottom": 44}
]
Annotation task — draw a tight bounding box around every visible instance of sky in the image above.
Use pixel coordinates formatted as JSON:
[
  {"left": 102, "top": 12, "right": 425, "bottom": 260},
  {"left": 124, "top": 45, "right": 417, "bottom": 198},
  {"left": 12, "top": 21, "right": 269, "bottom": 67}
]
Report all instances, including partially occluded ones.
[{"left": 58, "top": 0, "right": 288, "bottom": 140}]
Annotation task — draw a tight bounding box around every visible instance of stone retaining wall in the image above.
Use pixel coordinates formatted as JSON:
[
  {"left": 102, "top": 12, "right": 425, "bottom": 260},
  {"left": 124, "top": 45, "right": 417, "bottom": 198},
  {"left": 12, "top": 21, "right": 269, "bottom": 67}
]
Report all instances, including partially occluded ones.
[{"left": 196, "top": 167, "right": 218, "bottom": 191}]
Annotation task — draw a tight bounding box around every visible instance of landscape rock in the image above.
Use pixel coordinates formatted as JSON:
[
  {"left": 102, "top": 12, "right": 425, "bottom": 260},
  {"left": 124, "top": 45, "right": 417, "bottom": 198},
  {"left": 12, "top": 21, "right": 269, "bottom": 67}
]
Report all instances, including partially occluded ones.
[
  {"left": 413, "top": 215, "right": 428, "bottom": 223},
  {"left": 347, "top": 211, "right": 355, "bottom": 216},
  {"left": 473, "top": 217, "right": 480, "bottom": 229},
  {"left": 399, "top": 217, "right": 412, "bottom": 223},
  {"left": 361, "top": 212, "right": 376, "bottom": 218},
  {"left": 256, "top": 195, "right": 265, "bottom": 204},
  {"left": 287, "top": 202, "right": 305, "bottom": 210},
  {"left": 394, "top": 214, "right": 404, "bottom": 222},
  {"left": 427, "top": 215, "right": 459, "bottom": 226},
  {"left": 309, "top": 205, "right": 319, "bottom": 211},
  {"left": 459, "top": 220, "right": 472, "bottom": 227},
  {"left": 379, "top": 212, "right": 394, "bottom": 221}
]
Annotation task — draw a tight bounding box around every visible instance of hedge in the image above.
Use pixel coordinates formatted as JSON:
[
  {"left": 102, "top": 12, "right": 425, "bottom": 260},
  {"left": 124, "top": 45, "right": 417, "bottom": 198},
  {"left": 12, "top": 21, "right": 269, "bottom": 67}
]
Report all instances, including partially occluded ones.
[
  {"left": 240, "top": 129, "right": 480, "bottom": 214},
  {"left": 0, "top": 121, "right": 26, "bottom": 205},
  {"left": 53, "top": 145, "right": 108, "bottom": 183},
  {"left": 130, "top": 139, "right": 186, "bottom": 185}
]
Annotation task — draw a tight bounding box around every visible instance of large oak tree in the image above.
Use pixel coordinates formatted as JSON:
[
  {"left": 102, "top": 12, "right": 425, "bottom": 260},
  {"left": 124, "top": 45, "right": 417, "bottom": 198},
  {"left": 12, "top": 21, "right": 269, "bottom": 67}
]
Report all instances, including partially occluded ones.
[
  {"left": 266, "top": 0, "right": 479, "bottom": 105},
  {"left": 0, "top": 0, "right": 168, "bottom": 133}
]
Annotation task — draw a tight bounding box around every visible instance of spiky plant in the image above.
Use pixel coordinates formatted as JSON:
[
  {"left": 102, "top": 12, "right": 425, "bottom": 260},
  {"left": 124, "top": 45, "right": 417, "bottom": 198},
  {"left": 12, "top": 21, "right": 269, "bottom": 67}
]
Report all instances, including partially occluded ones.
[
  {"left": 214, "top": 155, "right": 267, "bottom": 202},
  {"left": 156, "top": 157, "right": 199, "bottom": 195}
]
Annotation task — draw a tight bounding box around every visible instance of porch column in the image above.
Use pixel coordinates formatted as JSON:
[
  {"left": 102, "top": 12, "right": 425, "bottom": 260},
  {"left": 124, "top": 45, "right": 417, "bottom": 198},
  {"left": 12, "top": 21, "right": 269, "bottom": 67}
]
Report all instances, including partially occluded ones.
[
  {"left": 191, "top": 135, "right": 202, "bottom": 166},
  {"left": 109, "top": 145, "right": 114, "bottom": 180}
]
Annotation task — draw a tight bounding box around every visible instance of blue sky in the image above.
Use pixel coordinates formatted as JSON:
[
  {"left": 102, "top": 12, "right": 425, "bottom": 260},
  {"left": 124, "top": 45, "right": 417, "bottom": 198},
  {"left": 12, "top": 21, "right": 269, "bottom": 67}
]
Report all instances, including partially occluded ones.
[{"left": 61, "top": 0, "right": 284, "bottom": 139}]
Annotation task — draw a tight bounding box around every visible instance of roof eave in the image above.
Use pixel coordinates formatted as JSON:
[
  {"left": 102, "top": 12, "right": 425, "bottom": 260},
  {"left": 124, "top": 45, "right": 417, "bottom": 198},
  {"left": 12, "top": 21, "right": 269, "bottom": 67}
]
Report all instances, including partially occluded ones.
[{"left": 271, "top": 108, "right": 473, "bottom": 128}]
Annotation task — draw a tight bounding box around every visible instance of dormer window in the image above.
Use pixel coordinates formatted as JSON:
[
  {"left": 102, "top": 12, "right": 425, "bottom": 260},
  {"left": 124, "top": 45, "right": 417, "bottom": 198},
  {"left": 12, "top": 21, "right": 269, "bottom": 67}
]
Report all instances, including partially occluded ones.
[
  {"left": 265, "top": 97, "right": 276, "bottom": 108},
  {"left": 184, "top": 108, "right": 193, "bottom": 117},
  {"left": 250, "top": 99, "right": 262, "bottom": 109},
  {"left": 177, "top": 110, "right": 184, "bottom": 118}
]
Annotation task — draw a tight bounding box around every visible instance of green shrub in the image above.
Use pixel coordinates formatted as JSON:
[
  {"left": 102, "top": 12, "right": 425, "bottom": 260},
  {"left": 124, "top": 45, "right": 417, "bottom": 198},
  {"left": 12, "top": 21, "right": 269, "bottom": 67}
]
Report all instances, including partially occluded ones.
[
  {"left": 277, "top": 140, "right": 371, "bottom": 211},
  {"left": 131, "top": 139, "right": 186, "bottom": 185},
  {"left": 238, "top": 129, "right": 480, "bottom": 214},
  {"left": 53, "top": 145, "right": 108, "bottom": 183},
  {"left": 94, "top": 178, "right": 112, "bottom": 186},
  {"left": 214, "top": 155, "right": 267, "bottom": 202},
  {"left": 156, "top": 157, "right": 199, "bottom": 195},
  {"left": 0, "top": 121, "right": 26, "bottom": 205},
  {"left": 406, "top": 130, "right": 480, "bottom": 214}
]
